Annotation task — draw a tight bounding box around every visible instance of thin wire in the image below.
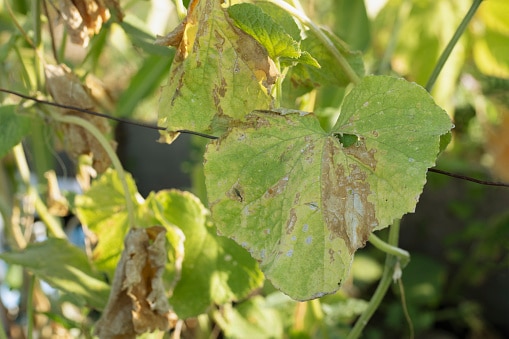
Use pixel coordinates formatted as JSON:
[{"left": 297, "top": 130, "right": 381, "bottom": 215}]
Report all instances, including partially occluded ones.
[
  {"left": 429, "top": 168, "right": 509, "bottom": 188},
  {"left": 0, "top": 88, "right": 219, "bottom": 139},
  {"left": 4, "top": 88, "right": 509, "bottom": 188}
]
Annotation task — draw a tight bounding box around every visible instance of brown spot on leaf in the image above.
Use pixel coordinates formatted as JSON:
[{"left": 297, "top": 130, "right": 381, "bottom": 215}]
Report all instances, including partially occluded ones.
[
  {"left": 264, "top": 176, "right": 289, "bottom": 199},
  {"left": 321, "top": 138, "right": 378, "bottom": 253},
  {"left": 286, "top": 208, "right": 297, "bottom": 234},
  {"left": 226, "top": 181, "right": 244, "bottom": 202}
]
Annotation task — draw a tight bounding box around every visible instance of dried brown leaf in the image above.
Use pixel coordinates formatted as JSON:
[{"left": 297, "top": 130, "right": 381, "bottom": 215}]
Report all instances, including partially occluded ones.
[
  {"left": 95, "top": 227, "right": 177, "bottom": 339},
  {"left": 58, "top": 0, "right": 122, "bottom": 47},
  {"left": 45, "top": 64, "right": 116, "bottom": 173}
]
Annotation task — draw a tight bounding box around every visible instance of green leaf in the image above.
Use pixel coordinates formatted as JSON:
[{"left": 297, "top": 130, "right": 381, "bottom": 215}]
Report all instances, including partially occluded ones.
[
  {"left": 289, "top": 28, "right": 364, "bottom": 89},
  {"left": 74, "top": 169, "right": 139, "bottom": 277},
  {"left": 228, "top": 3, "right": 301, "bottom": 60},
  {"left": 213, "top": 296, "right": 284, "bottom": 339},
  {"left": 158, "top": 0, "right": 277, "bottom": 139},
  {"left": 152, "top": 190, "right": 264, "bottom": 318},
  {"left": 0, "top": 105, "right": 32, "bottom": 158},
  {"left": 0, "top": 238, "right": 110, "bottom": 310},
  {"left": 204, "top": 76, "right": 452, "bottom": 300}
]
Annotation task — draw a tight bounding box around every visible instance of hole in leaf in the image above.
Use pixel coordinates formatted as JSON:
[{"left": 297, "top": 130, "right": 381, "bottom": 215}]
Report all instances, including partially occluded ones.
[{"left": 334, "top": 133, "right": 358, "bottom": 147}]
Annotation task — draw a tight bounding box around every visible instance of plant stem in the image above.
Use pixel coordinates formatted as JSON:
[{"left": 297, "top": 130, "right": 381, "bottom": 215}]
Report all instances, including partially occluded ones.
[
  {"left": 12, "top": 144, "right": 66, "bottom": 239},
  {"left": 268, "top": 0, "right": 361, "bottom": 85},
  {"left": 425, "top": 0, "right": 483, "bottom": 92},
  {"left": 26, "top": 274, "right": 35, "bottom": 339},
  {"left": 51, "top": 113, "right": 136, "bottom": 228},
  {"left": 368, "top": 233, "right": 410, "bottom": 267},
  {"left": 347, "top": 220, "right": 403, "bottom": 339},
  {"left": 31, "top": 0, "right": 43, "bottom": 89}
]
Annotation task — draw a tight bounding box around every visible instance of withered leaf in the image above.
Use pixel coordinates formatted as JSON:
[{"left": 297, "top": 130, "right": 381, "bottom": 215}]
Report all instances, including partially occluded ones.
[
  {"left": 57, "top": 0, "right": 122, "bottom": 47},
  {"left": 95, "top": 226, "right": 177, "bottom": 338},
  {"left": 45, "top": 64, "right": 116, "bottom": 173}
]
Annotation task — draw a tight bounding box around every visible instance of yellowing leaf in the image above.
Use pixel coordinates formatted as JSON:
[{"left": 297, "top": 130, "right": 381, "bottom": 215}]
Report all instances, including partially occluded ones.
[
  {"left": 158, "top": 0, "right": 278, "bottom": 142},
  {"left": 204, "top": 76, "right": 453, "bottom": 300}
]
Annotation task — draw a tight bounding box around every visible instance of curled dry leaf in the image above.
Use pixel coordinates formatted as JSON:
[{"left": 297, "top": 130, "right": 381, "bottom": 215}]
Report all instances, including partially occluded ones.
[
  {"left": 44, "top": 64, "right": 116, "bottom": 173},
  {"left": 58, "top": 0, "right": 123, "bottom": 47},
  {"left": 95, "top": 226, "right": 178, "bottom": 338}
]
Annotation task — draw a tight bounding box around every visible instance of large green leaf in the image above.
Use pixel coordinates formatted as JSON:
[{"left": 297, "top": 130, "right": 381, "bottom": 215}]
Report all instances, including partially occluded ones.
[
  {"left": 0, "top": 105, "right": 32, "bottom": 158},
  {"left": 158, "top": 0, "right": 276, "bottom": 140},
  {"left": 153, "top": 190, "right": 264, "bottom": 318},
  {"left": 0, "top": 238, "right": 110, "bottom": 310},
  {"left": 204, "top": 76, "right": 453, "bottom": 300}
]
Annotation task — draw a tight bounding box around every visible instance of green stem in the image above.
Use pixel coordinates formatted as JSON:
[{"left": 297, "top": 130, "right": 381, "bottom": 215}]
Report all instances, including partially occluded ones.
[
  {"left": 268, "top": 0, "right": 361, "bottom": 85},
  {"left": 425, "top": 0, "right": 483, "bottom": 92},
  {"left": 26, "top": 274, "right": 35, "bottom": 339},
  {"left": 51, "top": 113, "right": 136, "bottom": 227},
  {"left": 347, "top": 220, "right": 403, "bottom": 339},
  {"left": 12, "top": 144, "right": 66, "bottom": 239},
  {"left": 31, "top": 0, "right": 43, "bottom": 89}
]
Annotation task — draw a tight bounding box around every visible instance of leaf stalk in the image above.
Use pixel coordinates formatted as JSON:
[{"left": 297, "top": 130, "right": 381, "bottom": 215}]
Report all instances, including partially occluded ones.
[{"left": 347, "top": 220, "right": 404, "bottom": 339}]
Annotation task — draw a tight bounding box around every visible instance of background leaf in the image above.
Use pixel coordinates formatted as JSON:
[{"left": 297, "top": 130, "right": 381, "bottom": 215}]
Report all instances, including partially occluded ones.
[
  {"left": 0, "top": 105, "right": 32, "bottom": 158},
  {"left": 0, "top": 238, "right": 110, "bottom": 310}
]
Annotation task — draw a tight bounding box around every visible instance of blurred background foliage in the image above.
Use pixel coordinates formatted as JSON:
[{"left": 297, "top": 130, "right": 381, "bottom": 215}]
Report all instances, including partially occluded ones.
[{"left": 0, "top": 0, "right": 508, "bottom": 338}]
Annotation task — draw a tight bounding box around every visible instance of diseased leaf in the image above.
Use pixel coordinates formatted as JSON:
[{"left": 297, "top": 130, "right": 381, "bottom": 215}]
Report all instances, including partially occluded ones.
[
  {"left": 204, "top": 76, "right": 453, "bottom": 300},
  {"left": 158, "top": 0, "right": 277, "bottom": 141},
  {"left": 95, "top": 227, "right": 178, "bottom": 338},
  {"left": 0, "top": 105, "right": 32, "bottom": 158},
  {"left": 0, "top": 238, "right": 110, "bottom": 310},
  {"left": 153, "top": 190, "right": 264, "bottom": 318}
]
